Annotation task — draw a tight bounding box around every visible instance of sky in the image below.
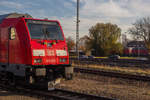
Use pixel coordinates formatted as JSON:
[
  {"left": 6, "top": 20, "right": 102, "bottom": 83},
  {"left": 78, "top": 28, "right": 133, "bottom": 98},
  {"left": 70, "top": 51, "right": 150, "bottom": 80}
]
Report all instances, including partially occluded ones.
[{"left": 0, "top": 0, "right": 150, "bottom": 40}]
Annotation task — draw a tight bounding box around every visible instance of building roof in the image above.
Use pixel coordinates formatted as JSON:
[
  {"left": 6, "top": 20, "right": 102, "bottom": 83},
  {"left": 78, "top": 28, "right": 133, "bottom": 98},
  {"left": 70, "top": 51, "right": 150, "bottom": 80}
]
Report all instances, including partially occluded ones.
[{"left": 127, "top": 41, "right": 145, "bottom": 47}]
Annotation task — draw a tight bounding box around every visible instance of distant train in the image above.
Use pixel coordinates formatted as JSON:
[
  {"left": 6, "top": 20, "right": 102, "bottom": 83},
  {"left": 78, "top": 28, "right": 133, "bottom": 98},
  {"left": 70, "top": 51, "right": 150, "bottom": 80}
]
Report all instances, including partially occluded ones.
[
  {"left": 0, "top": 13, "right": 73, "bottom": 88},
  {"left": 124, "top": 47, "right": 148, "bottom": 56}
]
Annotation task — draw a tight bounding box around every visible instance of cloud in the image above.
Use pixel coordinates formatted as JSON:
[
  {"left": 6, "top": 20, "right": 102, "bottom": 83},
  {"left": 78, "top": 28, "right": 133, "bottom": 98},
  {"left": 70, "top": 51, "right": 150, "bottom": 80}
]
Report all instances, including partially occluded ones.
[
  {"left": 0, "top": 1, "right": 23, "bottom": 9},
  {"left": 29, "top": 9, "right": 48, "bottom": 18},
  {"left": 59, "top": 0, "right": 133, "bottom": 38},
  {"left": 63, "top": 0, "right": 150, "bottom": 39},
  {"left": 64, "top": 2, "right": 74, "bottom": 8},
  {"left": 0, "top": 10, "right": 10, "bottom": 14},
  {"left": 128, "top": 0, "right": 150, "bottom": 17},
  {"left": 1, "top": 0, "right": 150, "bottom": 40},
  {"left": 70, "top": 0, "right": 77, "bottom": 3},
  {"left": 80, "top": 0, "right": 133, "bottom": 18},
  {"left": 58, "top": 17, "right": 76, "bottom": 39}
]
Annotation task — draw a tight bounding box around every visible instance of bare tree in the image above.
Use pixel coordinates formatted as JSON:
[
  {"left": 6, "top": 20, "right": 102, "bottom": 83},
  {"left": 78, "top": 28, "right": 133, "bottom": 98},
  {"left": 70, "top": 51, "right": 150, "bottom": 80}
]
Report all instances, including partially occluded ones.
[{"left": 129, "top": 17, "right": 150, "bottom": 52}]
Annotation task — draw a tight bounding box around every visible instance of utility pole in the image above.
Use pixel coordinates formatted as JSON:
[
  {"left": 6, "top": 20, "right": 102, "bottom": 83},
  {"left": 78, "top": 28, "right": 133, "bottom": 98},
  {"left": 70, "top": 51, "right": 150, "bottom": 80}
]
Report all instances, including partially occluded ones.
[{"left": 76, "top": 0, "right": 80, "bottom": 59}]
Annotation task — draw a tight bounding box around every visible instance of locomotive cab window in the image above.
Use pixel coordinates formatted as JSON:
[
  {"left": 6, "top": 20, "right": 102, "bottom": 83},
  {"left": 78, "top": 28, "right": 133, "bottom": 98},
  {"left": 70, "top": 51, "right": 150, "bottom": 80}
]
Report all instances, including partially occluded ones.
[
  {"left": 9, "top": 27, "right": 16, "bottom": 40},
  {"left": 26, "top": 20, "right": 64, "bottom": 40}
]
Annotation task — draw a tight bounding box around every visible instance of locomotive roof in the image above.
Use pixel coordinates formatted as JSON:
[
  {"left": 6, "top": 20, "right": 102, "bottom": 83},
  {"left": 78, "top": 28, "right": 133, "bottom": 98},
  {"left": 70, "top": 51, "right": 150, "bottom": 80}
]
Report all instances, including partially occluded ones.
[{"left": 0, "top": 13, "right": 32, "bottom": 24}]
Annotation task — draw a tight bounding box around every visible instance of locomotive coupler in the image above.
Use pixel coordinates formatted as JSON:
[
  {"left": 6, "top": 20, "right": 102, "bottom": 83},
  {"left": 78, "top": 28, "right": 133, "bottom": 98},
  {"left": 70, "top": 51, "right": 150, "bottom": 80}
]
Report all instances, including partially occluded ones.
[{"left": 65, "top": 66, "right": 74, "bottom": 80}]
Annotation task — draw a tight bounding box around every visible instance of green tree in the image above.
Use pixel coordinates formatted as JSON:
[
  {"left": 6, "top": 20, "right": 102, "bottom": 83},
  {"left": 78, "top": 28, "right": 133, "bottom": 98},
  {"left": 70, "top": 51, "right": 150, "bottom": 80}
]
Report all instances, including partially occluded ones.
[
  {"left": 129, "top": 17, "right": 150, "bottom": 53},
  {"left": 86, "top": 23, "right": 122, "bottom": 56},
  {"left": 66, "top": 36, "right": 75, "bottom": 51}
]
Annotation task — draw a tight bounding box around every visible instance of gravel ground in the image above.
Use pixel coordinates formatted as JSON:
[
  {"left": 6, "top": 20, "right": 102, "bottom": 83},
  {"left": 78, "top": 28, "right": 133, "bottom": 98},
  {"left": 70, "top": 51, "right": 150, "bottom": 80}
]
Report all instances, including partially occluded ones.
[
  {"left": 1, "top": 73, "right": 150, "bottom": 100},
  {"left": 56, "top": 73, "right": 150, "bottom": 100}
]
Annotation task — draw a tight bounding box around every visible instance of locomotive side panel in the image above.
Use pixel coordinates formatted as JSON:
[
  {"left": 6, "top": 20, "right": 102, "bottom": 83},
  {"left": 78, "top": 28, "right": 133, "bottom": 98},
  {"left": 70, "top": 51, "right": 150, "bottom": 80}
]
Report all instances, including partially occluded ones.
[
  {"left": 0, "top": 18, "right": 30, "bottom": 65},
  {"left": 0, "top": 26, "right": 9, "bottom": 64},
  {"left": 11, "top": 19, "right": 32, "bottom": 65},
  {"left": 9, "top": 25, "right": 22, "bottom": 64}
]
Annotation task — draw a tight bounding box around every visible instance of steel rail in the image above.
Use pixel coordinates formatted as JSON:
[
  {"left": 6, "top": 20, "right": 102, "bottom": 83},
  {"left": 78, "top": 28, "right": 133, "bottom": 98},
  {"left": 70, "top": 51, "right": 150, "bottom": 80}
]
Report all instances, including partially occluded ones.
[
  {"left": 71, "top": 58, "right": 150, "bottom": 67},
  {"left": 74, "top": 67, "right": 150, "bottom": 82},
  {"left": 0, "top": 83, "right": 117, "bottom": 100}
]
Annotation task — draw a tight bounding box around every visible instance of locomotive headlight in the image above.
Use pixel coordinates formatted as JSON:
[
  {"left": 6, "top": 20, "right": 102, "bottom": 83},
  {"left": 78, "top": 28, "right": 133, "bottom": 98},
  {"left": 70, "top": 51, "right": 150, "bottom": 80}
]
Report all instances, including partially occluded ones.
[
  {"left": 59, "top": 58, "right": 62, "bottom": 62},
  {"left": 56, "top": 50, "right": 67, "bottom": 56},
  {"left": 59, "top": 58, "right": 67, "bottom": 62},
  {"left": 33, "top": 49, "right": 45, "bottom": 56},
  {"left": 62, "top": 58, "right": 66, "bottom": 62},
  {"left": 34, "top": 58, "right": 42, "bottom": 63}
]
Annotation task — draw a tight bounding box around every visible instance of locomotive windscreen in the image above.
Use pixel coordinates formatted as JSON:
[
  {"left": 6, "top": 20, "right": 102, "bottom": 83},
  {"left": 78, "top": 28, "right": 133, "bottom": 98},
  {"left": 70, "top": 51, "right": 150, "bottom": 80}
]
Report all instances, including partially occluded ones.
[{"left": 26, "top": 19, "right": 64, "bottom": 40}]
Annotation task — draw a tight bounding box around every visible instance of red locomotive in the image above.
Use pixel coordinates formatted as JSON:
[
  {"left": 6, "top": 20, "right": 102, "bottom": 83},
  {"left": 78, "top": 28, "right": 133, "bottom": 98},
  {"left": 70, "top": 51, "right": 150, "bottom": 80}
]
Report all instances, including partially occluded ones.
[{"left": 0, "top": 13, "right": 73, "bottom": 88}]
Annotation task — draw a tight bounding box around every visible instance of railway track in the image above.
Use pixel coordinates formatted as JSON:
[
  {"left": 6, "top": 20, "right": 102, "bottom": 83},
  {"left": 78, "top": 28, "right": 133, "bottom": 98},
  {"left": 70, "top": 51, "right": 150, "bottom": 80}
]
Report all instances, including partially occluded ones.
[
  {"left": 74, "top": 67, "right": 150, "bottom": 82},
  {"left": 71, "top": 58, "right": 150, "bottom": 67},
  {"left": 0, "top": 84, "right": 117, "bottom": 100}
]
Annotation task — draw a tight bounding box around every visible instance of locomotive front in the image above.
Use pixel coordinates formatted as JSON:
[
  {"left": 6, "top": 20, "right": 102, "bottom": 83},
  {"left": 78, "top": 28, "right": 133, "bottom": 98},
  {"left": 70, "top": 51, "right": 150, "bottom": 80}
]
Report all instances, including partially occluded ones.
[{"left": 25, "top": 19, "right": 73, "bottom": 87}]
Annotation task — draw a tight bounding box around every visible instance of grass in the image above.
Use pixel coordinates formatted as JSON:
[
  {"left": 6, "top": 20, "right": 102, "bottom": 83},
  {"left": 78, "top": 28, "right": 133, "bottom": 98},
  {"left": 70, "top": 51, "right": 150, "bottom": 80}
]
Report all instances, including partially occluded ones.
[
  {"left": 72, "top": 62, "right": 150, "bottom": 76},
  {"left": 119, "top": 57, "right": 137, "bottom": 59},
  {"left": 94, "top": 57, "right": 107, "bottom": 59},
  {"left": 70, "top": 56, "right": 137, "bottom": 59},
  {"left": 95, "top": 56, "right": 137, "bottom": 59}
]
